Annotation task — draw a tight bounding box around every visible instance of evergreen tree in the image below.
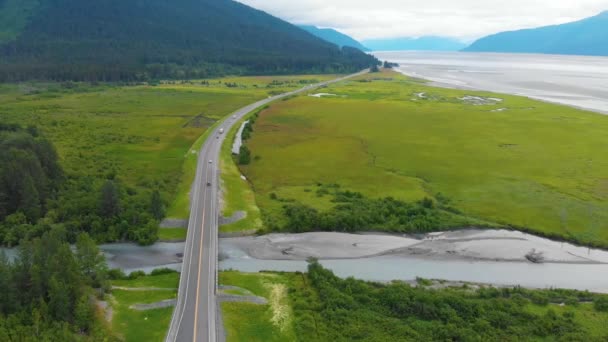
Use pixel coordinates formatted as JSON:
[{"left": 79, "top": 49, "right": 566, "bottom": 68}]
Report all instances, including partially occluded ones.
[
  {"left": 238, "top": 145, "right": 251, "bottom": 165},
  {"left": 150, "top": 190, "right": 165, "bottom": 221},
  {"left": 0, "top": 252, "right": 14, "bottom": 314},
  {"left": 18, "top": 175, "right": 41, "bottom": 223},
  {"left": 48, "top": 276, "right": 70, "bottom": 322},
  {"left": 75, "top": 233, "right": 108, "bottom": 290},
  {"left": 99, "top": 180, "right": 120, "bottom": 218},
  {"left": 74, "top": 294, "right": 93, "bottom": 333}
]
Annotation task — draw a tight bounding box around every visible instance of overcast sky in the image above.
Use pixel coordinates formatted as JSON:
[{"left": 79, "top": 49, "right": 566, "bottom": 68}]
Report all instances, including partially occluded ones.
[{"left": 237, "top": 0, "right": 608, "bottom": 41}]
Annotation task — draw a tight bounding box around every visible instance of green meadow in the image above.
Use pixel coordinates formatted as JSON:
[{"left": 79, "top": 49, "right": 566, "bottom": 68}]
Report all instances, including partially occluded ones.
[
  {"left": 219, "top": 108, "right": 265, "bottom": 233},
  {"left": 110, "top": 272, "right": 179, "bottom": 341},
  {"left": 0, "top": 74, "right": 336, "bottom": 227},
  {"left": 239, "top": 70, "right": 608, "bottom": 246},
  {"left": 219, "top": 271, "right": 297, "bottom": 342}
]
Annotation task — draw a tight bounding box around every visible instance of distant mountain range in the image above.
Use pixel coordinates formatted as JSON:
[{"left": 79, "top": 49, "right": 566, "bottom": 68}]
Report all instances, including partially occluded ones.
[
  {"left": 464, "top": 11, "right": 608, "bottom": 56},
  {"left": 0, "top": 0, "right": 376, "bottom": 82},
  {"left": 363, "top": 36, "right": 467, "bottom": 51},
  {"left": 299, "top": 25, "right": 370, "bottom": 51}
]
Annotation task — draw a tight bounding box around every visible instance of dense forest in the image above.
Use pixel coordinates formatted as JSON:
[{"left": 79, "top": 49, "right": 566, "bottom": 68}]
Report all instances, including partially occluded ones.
[
  {"left": 0, "top": 124, "right": 62, "bottom": 224},
  {"left": 0, "top": 125, "right": 161, "bottom": 246},
  {"left": 0, "top": 228, "right": 112, "bottom": 340},
  {"left": 0, "top": 0, "right": 378, "bottom": 82},
  {"left": 293, "top": 262, "right": 608, "bottom": 341}
]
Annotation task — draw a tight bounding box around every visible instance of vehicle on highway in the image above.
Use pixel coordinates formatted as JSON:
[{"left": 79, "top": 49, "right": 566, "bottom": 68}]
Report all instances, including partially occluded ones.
[
  {"left": 209, "top": 160, "right": 213, "bottom": 163},
  {"left": 219, "top": 128, "right": 224, "bottom": 134},
  {"left": 206, "top": 181, "right": 211, "bottom": 186}
]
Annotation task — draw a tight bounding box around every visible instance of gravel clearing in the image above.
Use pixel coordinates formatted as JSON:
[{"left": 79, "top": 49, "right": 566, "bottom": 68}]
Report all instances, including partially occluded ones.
[
  {"left": 224, "top": 230, "right": 608, "bottom": 264},
  {"left": 130, "top": 299, "right": 177, "bottom": 311},
  {"left": 226, "top": 232, "right": 419, "bottom": 260}
]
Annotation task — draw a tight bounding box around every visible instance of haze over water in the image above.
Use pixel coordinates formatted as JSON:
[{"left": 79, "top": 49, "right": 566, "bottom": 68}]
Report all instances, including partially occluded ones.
[{"left": 375, "top": 51, "right": 608, "bottom": 114}]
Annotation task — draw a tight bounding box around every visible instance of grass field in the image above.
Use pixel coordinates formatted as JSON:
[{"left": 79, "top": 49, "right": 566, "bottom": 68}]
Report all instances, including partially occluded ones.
[
  {"left": 158, "top": 228, "right": 187, "bottom": 241},
  {"left": 111, "top": 272, "right": 179, "bottom": 341},
  {"left": 219, "top": 271, "right": 297, "bottom": 342},
  {"left": 239, "top": 70, "right": 608, "bottom": 246},
  {"left": 0, "top": 74, "right": 337, "bottom": 224},
  {"left": 219, "top": 109, "right": 265, "bottom": 233},
  {"left": 527, "top": 303, "right": 608, "bottom": 339}
]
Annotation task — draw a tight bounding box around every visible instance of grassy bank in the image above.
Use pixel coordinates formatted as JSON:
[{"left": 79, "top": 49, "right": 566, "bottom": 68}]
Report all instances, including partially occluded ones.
[
  {"left": 219, "top": 271, "right": 297, "bottom": 341},
  {"left": 158, "top": 228, "right": 187, "bottom": 241},
  {"left": 219, "top": 108, "right": 265, "bottom": 233},
  {"left": 110, "top": 271, "right": 179, "bottom": 341},
  {"left": 239, "top": 69, "right": 608, "bottom": 247},
  {"left": 220, "top": 267, "right": 608, "bottom": 341}
]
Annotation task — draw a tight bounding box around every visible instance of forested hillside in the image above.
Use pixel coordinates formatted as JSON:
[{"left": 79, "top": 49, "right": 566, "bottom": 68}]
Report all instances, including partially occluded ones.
[
  {"left": 464, "top": 11, "right": 608, "bottom": 56},
  {"left": 0, "top": 0, "right": 376, "bottom": 81},
  {"left": 299, "top": 25, "right": 370, "bottom": 51}
]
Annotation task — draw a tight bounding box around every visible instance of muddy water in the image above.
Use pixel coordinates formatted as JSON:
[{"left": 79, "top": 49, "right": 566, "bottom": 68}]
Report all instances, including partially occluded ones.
[
  {"left": 374, "top": 51, "right": 608, "bottom": 114},
  {"left": 4, "top": 230, "right": 607, "bottom": 292},
  {"left": 220, "top": 246, "right": 608, "bottom": 293}
]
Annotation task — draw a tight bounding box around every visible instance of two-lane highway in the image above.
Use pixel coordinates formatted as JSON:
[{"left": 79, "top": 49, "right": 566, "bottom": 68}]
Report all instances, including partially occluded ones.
[{"left": 165, "top": 69, "right": 368, "bottom": 342}]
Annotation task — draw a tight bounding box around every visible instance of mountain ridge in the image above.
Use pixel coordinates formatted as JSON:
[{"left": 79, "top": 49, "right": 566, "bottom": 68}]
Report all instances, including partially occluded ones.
[
  {"left": 0, "top": 0, "right": 376, "bottom": 81},
  {"left": 299, "top": 25, "right": 370, "bottom": 51},
  {"left": 464, "top": 11, "right": 608, "bottom": 56},
  {"left": 363, "top": 36, "right": 467, "bottom": 51}
]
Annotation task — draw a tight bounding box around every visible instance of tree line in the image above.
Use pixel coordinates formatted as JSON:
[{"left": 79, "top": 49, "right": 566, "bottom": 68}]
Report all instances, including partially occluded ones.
[
  {"left": 0, "top": 125, "right": 164, "bottom": 246},
  {"left": 291, "top": 261, "right": 608, "bottom": 341},
  {"left": 0, "top": 228, "right": 112, "bottom": 340},
  {"left": 265, "top": 184, "right": 479, "bottom": 233},
  {"left": 0, "top": 0, "right": 378, "bottom": 82}
]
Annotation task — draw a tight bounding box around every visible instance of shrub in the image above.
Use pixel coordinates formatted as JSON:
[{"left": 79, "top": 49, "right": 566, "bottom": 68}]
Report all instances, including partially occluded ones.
[
  {"left": 151, "top": 268, "right": 178, "bottom": 276},
  {"left": 128, "top": 270, "right": 146, "bottom": 280},
  {"left": 594, "top": 297, "right": 608, "bottom": 312},
  {"left": 107, "top": 268, "right": 127, "bottom": 280}
]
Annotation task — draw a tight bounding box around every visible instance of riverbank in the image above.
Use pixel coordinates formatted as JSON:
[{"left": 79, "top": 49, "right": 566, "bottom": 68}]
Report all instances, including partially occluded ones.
[
  {"left": 374, "top": 51, "right": 608, "bottom": 115},
  {"left": 20, "top": 229, "right": 600, "bottom": 293},
  {"left": 223, "top": 229, "right": 608, "bottom": 264}
]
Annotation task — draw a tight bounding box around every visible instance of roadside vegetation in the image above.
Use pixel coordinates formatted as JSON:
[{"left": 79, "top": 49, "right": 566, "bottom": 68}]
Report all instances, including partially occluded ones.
[
  {"left": 109, "top": 269, "right": 179, "bottom": 341},
  {"left": 0, "top": 75, "right": 334, "bottom": 245},
  {"left": 238, "top": 69, "right": 608, "bottom": 247},
  {"left": 220, "top": 266, "right": 608, "bottom": 341},
  {"left": 219, "top": 271, "right": 297, "bottom": 342},
  {"left": 158, "top": 228, "right": 187, "bottom": 242},
  {"left": 219, "top": 108, "right": 266, "bottom": 233}
]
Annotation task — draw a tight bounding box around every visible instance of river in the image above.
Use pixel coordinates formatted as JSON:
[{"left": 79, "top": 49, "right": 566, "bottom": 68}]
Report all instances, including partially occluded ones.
[
  {"left": 5, "top": 229, "right": 606, "bottom": 292},
  {"left": 373, "top": 51, "right": 608, "bottom": 114}
]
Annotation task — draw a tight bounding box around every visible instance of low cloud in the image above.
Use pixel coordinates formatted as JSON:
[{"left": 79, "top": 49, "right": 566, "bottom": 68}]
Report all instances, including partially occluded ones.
[{"left": 237, "top": 0, "right": 608, "bottom": 40}]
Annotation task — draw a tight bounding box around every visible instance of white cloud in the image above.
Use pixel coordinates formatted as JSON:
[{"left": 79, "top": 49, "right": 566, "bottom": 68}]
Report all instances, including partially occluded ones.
[{"left": 236, "top": 0, "right": 608, "bottom": 40}]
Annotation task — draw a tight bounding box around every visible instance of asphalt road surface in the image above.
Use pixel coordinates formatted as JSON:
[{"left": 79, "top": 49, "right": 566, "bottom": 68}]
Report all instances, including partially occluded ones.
[{"left": 165, "top": 69, "right": 368, "bottom": 342}]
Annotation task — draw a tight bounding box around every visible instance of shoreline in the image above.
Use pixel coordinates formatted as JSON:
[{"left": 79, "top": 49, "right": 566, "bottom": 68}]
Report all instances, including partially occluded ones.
[
  {"left": 395, "top": 68, "right": 608, "bottom": 116},
  {"left": 222, "top": 229, "right": 608, "bottom": 265}
]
